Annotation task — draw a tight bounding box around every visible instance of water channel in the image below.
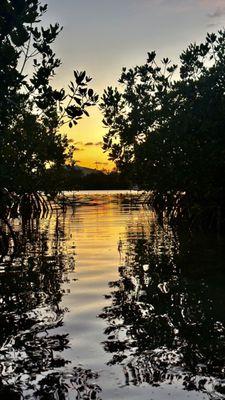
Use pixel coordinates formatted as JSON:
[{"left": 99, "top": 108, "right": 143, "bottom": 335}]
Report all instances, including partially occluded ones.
[{"left": 0, "top": 191, "right": 224, "bottom": 399}]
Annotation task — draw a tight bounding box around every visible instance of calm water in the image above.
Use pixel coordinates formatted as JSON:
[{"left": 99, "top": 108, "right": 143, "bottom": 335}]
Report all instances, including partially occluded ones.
[{"left": 0, "top": 191, "right": 225, "bottom": 399}]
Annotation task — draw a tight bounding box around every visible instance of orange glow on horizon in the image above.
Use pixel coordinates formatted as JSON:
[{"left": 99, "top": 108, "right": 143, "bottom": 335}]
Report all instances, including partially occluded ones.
[{"left": 62, "top": 106, "right": 115, "bottom": 171}]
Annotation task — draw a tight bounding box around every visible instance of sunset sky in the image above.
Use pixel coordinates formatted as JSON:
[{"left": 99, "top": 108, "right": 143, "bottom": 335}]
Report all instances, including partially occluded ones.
[{"left": 46, "top": 0, "right": 225, "bottom": 169}]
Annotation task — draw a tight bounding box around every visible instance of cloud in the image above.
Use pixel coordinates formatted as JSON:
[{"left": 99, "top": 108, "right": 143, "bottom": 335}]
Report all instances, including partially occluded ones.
[
  {"left": 207, "top": 22, "right": 217, "bottom": 28},
  {"left": 208, "top": 6, "right": 225, "bottom": 18},
  {"left": 84, "top": 141, "right": 103, "bottom": 146},
  {"left": 74, "top": 147, "right": 84, "bottom": 151},
  {"left": 200, "top": 0, "right": 225, "bottom": 6},
  {"left": 149, "top": 0, "right": 225, "bottom": 13}
]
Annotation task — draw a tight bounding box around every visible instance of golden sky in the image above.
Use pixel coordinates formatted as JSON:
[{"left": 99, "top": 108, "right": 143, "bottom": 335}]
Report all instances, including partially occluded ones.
[
  {"left": 46, "top": 0, "right": 225, "bottom": 170},
  {"left": 63, "top": 108, "right": 115, "bottom": 171}
]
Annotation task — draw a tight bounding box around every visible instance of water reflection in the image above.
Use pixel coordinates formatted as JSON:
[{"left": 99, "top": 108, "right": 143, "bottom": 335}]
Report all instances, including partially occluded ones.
[
  {"left": 100, "top": 218, "right": 225, "bottom": 398},
  {"left": 0, "top": 193, "right": 225, "bottom": 399},
  {"left": 0, "top": 214, "right": 101, "bottom": 399}
]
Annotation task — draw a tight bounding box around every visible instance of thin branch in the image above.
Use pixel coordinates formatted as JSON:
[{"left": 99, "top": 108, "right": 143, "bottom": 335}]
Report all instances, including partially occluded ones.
[{"left": 20, "top": 25, "right": 32, "bottom": 75}]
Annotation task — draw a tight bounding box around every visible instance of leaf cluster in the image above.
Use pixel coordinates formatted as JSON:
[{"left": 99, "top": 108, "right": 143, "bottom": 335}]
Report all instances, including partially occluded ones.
[
  {"left": 101, "top": 30, "right": 225, "bottom": 229},
  {"left": 0, "top": 0, "right": 98, "bottom": 196}
]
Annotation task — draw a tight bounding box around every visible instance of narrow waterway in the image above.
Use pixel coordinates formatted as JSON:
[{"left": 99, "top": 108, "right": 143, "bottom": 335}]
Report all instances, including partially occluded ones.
[{"left": 0, "top": 191, "right": 224, "bottom": 399}]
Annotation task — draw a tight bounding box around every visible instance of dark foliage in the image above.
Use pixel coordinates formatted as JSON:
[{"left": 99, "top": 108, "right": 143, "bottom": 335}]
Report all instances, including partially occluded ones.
[
  {"left": 0, "top": 0, "right": 98, "bottom": 216},
  {"left": 99, "top": 217, "right": 225, "bottom": 398},
  {"left": 53, "top": 167, "right": 131, "bottom": 190},
  {"left": 100, "top": 31, "right": 225, "bottom": 231}
]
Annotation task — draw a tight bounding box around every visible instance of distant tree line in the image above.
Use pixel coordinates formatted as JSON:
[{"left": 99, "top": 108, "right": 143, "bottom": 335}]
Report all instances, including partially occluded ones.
[
  {"left": 48, "top": 167, "right": 131, "bottom": 191},
  {"left": 101, "top": 31, "right": 225, "bottom": 231}
]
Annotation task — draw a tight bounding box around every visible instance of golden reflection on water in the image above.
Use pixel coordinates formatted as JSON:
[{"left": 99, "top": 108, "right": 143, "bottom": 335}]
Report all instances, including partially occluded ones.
[{"left": 0, "top": 192, "right": 223, "bottom": 400}]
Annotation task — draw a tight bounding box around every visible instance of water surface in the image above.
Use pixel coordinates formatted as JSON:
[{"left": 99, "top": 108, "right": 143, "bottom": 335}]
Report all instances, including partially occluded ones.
[{"left": 0, "top": 191, "right": 224, "bottom": 399}]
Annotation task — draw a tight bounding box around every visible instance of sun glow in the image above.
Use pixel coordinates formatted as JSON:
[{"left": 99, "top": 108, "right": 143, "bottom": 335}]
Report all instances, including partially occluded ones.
[{"left": 63, "top": 107, "right": 114, "bottom": 171}]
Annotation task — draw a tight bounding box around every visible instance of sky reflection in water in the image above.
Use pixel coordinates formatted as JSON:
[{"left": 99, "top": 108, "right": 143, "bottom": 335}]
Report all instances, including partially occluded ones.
[{"left": 0, "top": 192, "right": 224, "bottom": 399}]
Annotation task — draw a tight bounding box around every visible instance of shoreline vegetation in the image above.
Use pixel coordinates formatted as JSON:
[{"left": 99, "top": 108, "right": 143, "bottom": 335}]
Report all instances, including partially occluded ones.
[
  {"left": 0, "top": 1, "right": 225, "bottom": 398},
  {"left": 100, "top": 31, "right": 225, "bottom": 233},
  {"left": 0, "top": 0, "right": 224, "bottom": 234},
  {"left": 0, "top": 0, "right": 98, "bottom": 220}
]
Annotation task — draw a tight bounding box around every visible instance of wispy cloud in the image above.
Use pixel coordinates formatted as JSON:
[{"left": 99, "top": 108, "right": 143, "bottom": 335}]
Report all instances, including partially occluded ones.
[
  {"left": 84, "top": 141, "right": 103, "bottom": 147},
  {"left": 208, "top": 6, "right": 225, "bottom": 19},
  {"left": 74, "top": 147, "right": 84, "bottom": 151},
  {"left": 95, "top": 161, "right": 108, "bottom": 165},
  {"left": 207, "top": 22, "right": 217, "bottom": 28},
  {"left": 134, "top": 0, "right": 225, "bottom": 18},
  {"left": 200, "top": 0, "right": 225, "bottom": 6}
]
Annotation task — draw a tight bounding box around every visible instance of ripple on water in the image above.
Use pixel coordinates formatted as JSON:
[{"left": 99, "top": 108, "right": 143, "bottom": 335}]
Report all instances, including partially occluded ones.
[{"left": 0, "top": 191, "right": 224, "bottom": 400}]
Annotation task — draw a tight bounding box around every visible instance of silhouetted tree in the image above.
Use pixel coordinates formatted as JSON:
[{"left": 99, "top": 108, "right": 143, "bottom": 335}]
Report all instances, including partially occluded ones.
[
  {"left": 0, "top": 0, "right": 98, "bottom": 212},
  {"left": 53, "top": 166, "right": 131, "bottom": 190},
  {"left": 101, "top": 30, "right": 225, "bottom": 231}
]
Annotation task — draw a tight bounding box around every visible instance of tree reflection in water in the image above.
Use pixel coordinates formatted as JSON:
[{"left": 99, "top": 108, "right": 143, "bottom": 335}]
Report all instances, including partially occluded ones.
[
  {"left": 0, "top": 215, "right": 102, "bottom": 400},
  {"left": 100, "top": 219, "right": 225, "bottom": 398}
]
